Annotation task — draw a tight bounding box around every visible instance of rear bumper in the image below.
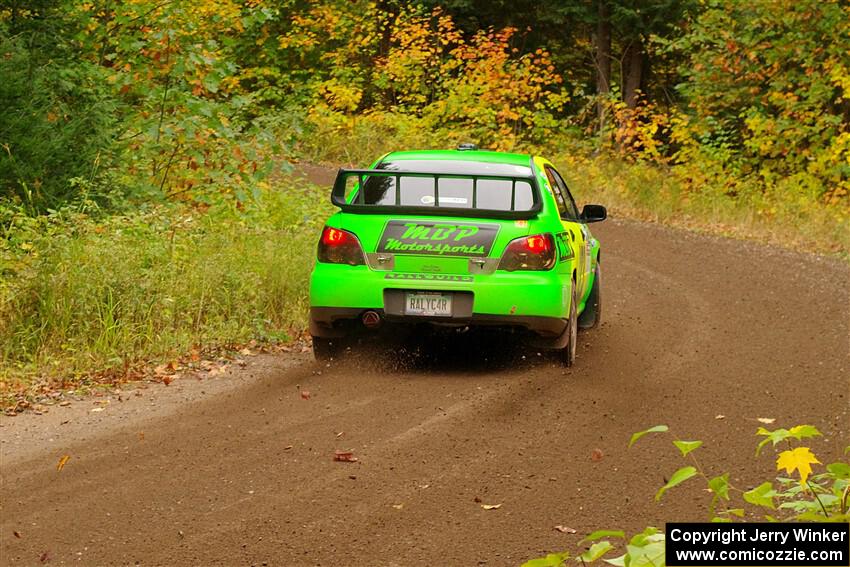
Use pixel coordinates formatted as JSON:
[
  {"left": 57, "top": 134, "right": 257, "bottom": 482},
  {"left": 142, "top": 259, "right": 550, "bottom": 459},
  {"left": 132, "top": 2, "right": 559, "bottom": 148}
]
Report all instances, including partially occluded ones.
[
  {"left": 310, "top": 262, "right": 570, "bottom": 317},
  {"left": 309, "top": 306, "right": 568, "bottom": 339}
]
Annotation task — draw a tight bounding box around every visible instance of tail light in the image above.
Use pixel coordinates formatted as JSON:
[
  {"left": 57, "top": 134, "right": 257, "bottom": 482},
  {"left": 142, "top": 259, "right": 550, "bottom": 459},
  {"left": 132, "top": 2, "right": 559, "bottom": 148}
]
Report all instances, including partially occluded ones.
[
  {"left": 317, "top": 226, "right": 366, "bottom": 265},
  {"left": 498, "top": 233, "right": 556, "bottom": 271}
]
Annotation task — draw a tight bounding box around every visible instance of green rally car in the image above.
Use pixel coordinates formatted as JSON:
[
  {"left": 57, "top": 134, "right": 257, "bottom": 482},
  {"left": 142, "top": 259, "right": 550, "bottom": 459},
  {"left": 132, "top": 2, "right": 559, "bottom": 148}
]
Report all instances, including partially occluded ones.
[{"left": 308, "top": 147, "right": 606, "bottom": 366}]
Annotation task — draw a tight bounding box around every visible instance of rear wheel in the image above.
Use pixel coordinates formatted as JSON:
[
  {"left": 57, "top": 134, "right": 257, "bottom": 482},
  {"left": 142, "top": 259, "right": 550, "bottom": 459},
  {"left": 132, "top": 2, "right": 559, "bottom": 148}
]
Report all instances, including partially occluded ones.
[
  {"left": 578, "top": 263, "right": 602, "bottom": 330},
  {"left": 559, "top": 281, "right": 578, "bottom": 367},
  {"left": 312, "top": 337, "right": 345, "bottom": 361}
]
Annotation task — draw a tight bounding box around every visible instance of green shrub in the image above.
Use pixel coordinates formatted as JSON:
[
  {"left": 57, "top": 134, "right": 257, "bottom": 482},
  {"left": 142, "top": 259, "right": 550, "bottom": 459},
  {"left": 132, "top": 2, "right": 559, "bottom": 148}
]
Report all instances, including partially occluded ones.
[
  {"left": 0, "top": 21, "right": 120, "bottom": 212},
  {"left": 522, "top": 424, "right": 850, "bottom": 567}
]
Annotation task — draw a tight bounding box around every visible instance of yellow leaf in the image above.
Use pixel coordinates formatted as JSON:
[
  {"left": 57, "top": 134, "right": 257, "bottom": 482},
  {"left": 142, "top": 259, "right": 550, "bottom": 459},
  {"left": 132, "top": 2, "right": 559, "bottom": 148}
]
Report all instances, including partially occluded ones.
[
  {"left": 57, "top": 455, "right": 70, "bottom": 472},
  {"left": 776, "top": 447, "right": 820, "bottom": 487}
]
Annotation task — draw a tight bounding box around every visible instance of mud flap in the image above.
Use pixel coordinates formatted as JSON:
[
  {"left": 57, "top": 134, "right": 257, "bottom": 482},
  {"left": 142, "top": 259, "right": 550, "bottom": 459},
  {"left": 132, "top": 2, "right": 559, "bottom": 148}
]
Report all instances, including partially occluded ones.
[{"left": 529, "top": 320, "right": 571, "bottom": 350}]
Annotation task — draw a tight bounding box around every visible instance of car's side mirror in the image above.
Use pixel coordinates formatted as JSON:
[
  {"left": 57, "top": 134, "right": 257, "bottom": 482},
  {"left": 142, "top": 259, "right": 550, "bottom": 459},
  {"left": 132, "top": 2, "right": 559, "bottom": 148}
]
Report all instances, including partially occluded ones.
[{"left": 580, "top": 204, "right": 607, "bottom": 223}]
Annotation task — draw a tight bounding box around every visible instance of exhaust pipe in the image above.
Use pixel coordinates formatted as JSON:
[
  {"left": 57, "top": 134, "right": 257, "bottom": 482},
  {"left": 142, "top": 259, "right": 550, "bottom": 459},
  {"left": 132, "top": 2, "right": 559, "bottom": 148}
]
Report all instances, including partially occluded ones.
[{"left": 361, "top": 310, "right": 382, "bottom": 329}]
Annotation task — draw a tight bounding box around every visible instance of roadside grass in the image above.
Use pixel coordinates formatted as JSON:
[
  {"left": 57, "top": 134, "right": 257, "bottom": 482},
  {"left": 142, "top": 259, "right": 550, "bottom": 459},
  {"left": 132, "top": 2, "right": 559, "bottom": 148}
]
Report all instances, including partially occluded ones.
[
  {"left": 555, "top": 155, "right": 850, "bottom": 255},
  {"left": 0, "top": 177, "right": 332, "bottom": 400}
]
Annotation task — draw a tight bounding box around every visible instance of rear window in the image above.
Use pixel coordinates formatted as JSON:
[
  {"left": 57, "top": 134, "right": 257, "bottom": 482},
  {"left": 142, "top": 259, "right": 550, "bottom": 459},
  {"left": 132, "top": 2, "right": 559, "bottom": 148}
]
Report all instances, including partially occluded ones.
[{"left": 357, "top": 159, "right": 535, "bottom": 212}]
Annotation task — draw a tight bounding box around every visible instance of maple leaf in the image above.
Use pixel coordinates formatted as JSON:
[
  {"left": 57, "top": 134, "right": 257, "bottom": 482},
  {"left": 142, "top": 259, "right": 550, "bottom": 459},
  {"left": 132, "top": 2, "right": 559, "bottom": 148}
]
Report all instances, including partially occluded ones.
[{"left": 776, "top": 447, "right": 820, "bottom": 487}]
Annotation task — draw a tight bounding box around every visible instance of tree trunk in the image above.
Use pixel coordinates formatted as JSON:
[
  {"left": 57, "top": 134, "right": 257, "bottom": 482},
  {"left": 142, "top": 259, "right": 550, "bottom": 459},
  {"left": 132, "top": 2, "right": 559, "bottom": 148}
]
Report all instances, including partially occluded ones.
[
  {"left": 377, "top": 0, "right": 395, "bottom": 58},
  {"left": 595, "top": 0, "right": 612, "bottom": 131},
  {"left": 623, "top": 38, "right": 644, "bottom": 109},
  {"left": 368, "top": 0, "right": 398, "bottom": 108}
]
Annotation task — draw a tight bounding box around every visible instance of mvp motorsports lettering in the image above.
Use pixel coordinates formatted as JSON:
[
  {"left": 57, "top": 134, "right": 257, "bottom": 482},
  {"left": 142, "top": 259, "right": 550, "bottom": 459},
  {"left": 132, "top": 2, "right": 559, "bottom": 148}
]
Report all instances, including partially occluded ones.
[{"left": 378, "top": 221, "right": 499, "bottom": 257}]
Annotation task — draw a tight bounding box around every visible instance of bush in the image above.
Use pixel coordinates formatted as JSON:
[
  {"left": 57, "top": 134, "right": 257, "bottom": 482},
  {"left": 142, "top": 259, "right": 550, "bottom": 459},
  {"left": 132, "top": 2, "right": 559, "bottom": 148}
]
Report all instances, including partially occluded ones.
[
  {"left": 522, "top": 424, "right": 850, "bottom": 567},
  {"left": 0, "top": 20, "right": 119, "bottom": 212},
  {"left": 670, "top": 0, "right": 849, "bottom": 206}
]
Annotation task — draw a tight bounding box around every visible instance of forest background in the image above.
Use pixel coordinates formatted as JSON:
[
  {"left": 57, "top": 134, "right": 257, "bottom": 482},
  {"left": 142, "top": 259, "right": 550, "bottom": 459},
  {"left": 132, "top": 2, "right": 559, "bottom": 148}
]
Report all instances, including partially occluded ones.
[{"left": 1, "top": 0, "right": 848, "bottom": 395}]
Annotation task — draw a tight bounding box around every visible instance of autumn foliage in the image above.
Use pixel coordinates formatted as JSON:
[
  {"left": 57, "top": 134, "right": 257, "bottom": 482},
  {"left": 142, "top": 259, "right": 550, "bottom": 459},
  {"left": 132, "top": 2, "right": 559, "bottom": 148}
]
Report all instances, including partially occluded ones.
[{"left": 2, "top": 0, "right": 848, "bottom": 218}]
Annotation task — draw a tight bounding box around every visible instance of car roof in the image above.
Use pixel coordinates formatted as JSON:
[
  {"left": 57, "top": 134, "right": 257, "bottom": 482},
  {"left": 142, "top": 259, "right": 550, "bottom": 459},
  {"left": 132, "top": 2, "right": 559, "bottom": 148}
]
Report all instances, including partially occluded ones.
[{"left": 380, "top": 149, "right": 533, "bottom": 167}]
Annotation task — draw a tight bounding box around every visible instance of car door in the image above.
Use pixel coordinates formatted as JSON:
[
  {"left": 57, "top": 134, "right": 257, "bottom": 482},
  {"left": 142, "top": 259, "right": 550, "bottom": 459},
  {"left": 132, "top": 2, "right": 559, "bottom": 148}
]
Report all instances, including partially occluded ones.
[{"left": 543, "top": 165, "right": 588, "bottom": 297}]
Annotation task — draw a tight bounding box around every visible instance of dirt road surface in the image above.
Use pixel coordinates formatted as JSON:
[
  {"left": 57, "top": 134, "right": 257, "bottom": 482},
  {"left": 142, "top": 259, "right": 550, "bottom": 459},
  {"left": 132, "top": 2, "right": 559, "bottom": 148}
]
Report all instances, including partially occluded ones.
[{"left": 2, "top": 218, "right": 848, "bottom": 566}]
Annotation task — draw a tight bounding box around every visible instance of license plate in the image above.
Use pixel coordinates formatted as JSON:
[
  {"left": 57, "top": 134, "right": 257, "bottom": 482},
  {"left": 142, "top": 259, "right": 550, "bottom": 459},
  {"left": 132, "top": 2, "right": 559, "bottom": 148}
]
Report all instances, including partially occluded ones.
[{"left": 404, "top": 292, "right": 452, "bottom": 317}]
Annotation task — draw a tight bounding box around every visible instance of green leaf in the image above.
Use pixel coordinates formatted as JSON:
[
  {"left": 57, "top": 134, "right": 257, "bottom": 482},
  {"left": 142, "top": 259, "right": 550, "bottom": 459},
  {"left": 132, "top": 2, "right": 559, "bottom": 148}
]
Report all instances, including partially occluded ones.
[
  {"left": 582, "top": 530, "right": 625, "bottom": 543},
  {"left": 779, "top": 500, "right": 822, "bottom": 512},
  {"left": 603, "top": 554, "right": 626, "bottom": 567},
  {"left": 624, "top": 541, "right": 665, "bottom": 567},
  {"left": 826, "top": 462, "right": 850, "bottom": 479},
  {"left": 756, "top": 427, "right": 790, "bottom": 456},
  {"left": 629, "top": 425, "right": 668, "bottom": 448},
  {"left": 798, "top": 511, "right": 850, "bottom": 522},
  {"left": 743, "top": 482, "right": 776, "bottom": 509},
  {"left": 711, "top": 516, "right": 732, "bottom": 522},
  {"left": 520, "top": 553, "right": 568, "bottom": 567},
  {"left": 579, "top": 541, "right": 614, "bottom": 563},
  {"left": 708, "top": 473, "right": 730, "bottom": 500},
  {"left": 786, "top": 497, "right": 835, "bottom": 514},
  {"left": 202, "top": 73, "right": 221, "bottom": 94},
  {"left": 655, "top": 466, "right": 698, "bottom": 501},
  {"left": 673, "top": 440, "right": 703, "bottom": 457},
  {"left": 788, "top": 425, "right": 821, "bottom": 440},
  {"left": 628, "top": 527, "right": 662, "bottom": 547},
  {"left": 755, "top": 425, "right": 822, "bottom": 456}
]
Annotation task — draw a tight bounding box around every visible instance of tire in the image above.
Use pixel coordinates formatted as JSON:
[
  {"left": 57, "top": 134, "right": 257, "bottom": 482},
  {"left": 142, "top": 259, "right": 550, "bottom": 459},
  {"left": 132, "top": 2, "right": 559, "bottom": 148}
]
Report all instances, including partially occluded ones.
[
  {"left": 560, "top": 281, "right": 578, "bottom": 367},
  {"left": 578, "top": 263, "right": 602, "bottom": 330},
  {"left": 312, "top": 337, "right": 344, "bottom": 361}
]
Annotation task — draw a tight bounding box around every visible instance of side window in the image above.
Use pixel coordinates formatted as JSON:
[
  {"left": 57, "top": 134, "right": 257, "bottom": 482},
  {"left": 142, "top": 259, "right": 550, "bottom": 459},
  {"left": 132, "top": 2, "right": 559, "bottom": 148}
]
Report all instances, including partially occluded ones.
[
  {"left": 546, "top": 166, "right": 579, "bottom": 220},
  {"left": 544, "top": 166, "right": 569, "bottom": 218}
]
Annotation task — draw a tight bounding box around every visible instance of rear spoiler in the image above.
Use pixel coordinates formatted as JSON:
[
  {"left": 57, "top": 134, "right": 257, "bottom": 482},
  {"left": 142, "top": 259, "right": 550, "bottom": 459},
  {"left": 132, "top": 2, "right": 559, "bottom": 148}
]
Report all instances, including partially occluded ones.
[{"left": 331, "top": 168, "right": 543, "bottom": 220}]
